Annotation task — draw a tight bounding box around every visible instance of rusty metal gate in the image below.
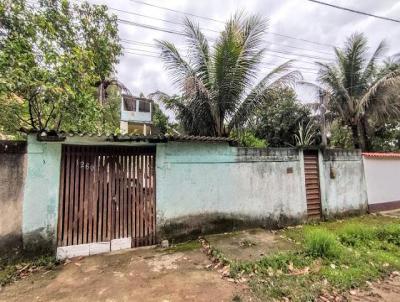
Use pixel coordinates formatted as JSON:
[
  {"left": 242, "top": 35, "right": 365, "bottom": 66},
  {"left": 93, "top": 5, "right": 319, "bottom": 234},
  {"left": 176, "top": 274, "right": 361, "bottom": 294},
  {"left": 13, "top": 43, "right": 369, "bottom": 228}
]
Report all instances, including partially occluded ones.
[
  {"left": 303, "top": 150, "right": 322, "bottom": 219},
  {"left": 57, "top": 145, "right": 156, "bottom": 248}
]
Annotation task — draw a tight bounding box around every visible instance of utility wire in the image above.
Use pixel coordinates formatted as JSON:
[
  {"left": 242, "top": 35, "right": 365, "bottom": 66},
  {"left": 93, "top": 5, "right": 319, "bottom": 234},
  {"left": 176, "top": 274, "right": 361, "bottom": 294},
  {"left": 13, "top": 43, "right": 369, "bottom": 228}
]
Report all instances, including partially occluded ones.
[
  {"left": 307, "top": 0, "right": 400, "bottom": 24},
  {"left": 129, "top": 0, "right": 335, "bottom": 48},
  {"left": 114, "top": 5, "right": 334, "bottom": 56},
  {"left": 120, "top": 38, "right": 330, "bottom": 65},
  {"left": 118, "top": 19, "right": 333, "bottom": 61}
]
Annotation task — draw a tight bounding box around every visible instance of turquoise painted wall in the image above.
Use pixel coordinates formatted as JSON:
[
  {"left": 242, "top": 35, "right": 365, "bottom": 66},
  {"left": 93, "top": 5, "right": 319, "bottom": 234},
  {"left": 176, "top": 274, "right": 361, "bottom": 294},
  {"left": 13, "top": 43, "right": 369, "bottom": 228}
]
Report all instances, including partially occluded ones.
[
  {"left": 156, "top": 143, "right": 308, "bottom": 226},
  {"left": 21, "top": 135, "right": 368, "bottom": 248},
  {"left": 23, "top": 135, "right": 62, "bottom": 249}
]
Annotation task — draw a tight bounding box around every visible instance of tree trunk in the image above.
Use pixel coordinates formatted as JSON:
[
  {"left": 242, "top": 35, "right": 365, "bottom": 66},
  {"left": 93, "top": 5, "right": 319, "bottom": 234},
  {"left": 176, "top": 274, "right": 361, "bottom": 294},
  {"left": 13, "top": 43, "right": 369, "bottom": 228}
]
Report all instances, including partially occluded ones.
[
  {"left": 357, "top": 117, "right": 371, "bottom": 151},
  {"left": 350, "top": 124, "right": 361, "bottom": 149}
]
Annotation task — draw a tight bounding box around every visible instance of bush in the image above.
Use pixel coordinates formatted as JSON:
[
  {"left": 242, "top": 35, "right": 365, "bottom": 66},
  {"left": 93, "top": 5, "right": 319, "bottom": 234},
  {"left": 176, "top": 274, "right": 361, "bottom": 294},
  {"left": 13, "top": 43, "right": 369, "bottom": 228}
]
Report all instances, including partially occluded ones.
[
  {"left": 304, "top": 229, "right": 341, "bottom": 259},
  {"left": 337, "top": 223, "right": 376, "bottom": 246},
  {"left": 376, "top": 224, "right": 400, "bottom": 246}
]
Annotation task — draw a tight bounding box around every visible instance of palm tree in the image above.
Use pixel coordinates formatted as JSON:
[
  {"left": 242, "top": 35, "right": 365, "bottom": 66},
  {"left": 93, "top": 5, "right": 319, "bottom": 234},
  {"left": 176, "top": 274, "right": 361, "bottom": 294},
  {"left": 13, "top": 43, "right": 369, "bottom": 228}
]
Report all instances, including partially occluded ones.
[
  {"left": 307, "top": 33, "right": 400, "bottom": 150},
  {"left": 154, "top": 14, "right": 301, "bottom": 137}
]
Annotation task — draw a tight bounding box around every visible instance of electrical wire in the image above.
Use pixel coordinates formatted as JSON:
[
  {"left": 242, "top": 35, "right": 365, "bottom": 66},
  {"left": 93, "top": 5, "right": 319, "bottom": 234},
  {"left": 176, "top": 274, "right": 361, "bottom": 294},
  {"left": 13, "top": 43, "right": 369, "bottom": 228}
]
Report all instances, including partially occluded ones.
[{"left": 307, "top": 0, "right": 400, "bottom": 24}]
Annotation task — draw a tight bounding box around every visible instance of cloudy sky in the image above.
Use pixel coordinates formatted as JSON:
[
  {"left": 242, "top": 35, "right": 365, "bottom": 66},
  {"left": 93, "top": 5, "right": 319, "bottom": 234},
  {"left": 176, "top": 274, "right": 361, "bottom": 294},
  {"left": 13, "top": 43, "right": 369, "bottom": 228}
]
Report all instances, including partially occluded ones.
[{"left": 86, "top": 0, "right": 400, "bottom": 103}]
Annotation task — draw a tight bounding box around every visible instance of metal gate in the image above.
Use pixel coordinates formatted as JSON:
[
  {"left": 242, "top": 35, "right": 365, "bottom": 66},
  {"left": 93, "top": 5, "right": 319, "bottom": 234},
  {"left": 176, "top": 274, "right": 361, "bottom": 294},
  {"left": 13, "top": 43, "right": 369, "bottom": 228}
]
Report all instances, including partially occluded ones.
[
  {"left": 303, "top": 150, "right": 322, "bottom": 219},
  {"left": 57, "top": 145, "right": 156, "bottom": 248}
]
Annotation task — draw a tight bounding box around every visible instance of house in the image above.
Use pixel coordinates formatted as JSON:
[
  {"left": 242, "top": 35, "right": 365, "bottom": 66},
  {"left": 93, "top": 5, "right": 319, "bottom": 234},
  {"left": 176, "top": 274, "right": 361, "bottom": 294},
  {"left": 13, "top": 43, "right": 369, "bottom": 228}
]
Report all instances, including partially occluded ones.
[{"left": 120, "top": 94, "right": 153, "bottom": 135}]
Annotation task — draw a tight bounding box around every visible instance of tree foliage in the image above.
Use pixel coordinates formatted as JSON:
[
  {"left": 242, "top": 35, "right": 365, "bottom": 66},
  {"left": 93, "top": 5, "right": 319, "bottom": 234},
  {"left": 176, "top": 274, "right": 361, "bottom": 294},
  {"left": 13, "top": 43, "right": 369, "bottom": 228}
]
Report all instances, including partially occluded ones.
[
  {"left": 155, "top": 14, "right": 301, "bottom": 137},
  {"left": 0, "top": 0, "right": 122, "bottom": 135},
  {"left": 252, "top": 88, "right": 312, "bottom": 147},
  {"left": 311, "top": 33, "right": 400, "bottom": 150}
]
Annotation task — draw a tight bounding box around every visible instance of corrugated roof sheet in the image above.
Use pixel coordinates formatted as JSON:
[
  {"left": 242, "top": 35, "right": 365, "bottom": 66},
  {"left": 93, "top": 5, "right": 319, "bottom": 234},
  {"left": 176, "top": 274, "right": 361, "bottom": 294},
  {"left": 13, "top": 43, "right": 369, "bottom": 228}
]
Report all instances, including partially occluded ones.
[
  {"left": 34, "top": 130, "right": 237, "bottom": 144},
  {"left": 362, "top": 152, "right": 400, "bottom": 158}
]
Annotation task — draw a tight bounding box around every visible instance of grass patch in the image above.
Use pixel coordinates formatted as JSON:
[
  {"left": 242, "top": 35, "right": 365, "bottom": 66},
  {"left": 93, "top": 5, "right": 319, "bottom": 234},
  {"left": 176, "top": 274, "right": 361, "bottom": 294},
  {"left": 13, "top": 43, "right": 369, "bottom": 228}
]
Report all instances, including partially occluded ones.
[
  {"left": 163, "top": 240, "right": 201, "bottom": 253},
  {"left": 0, "top": 252, "right": 59, "bottom": 286},
  {"left": 304, "top": 229, "right": 341, "bottom": 259},
  {"left": 224, "top": 215, "right": 400, "bottom": 301}
]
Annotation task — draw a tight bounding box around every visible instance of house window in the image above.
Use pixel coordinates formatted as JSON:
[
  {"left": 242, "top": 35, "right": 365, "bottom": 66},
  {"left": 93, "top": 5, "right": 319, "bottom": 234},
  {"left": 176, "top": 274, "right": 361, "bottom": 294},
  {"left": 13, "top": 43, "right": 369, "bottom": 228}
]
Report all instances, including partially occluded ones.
[
  {"left": 138, "top": 100, "right": 151, "bottom": 113},
  {"left": 123, "top": 96, "right": 136, "bottom": 111}
]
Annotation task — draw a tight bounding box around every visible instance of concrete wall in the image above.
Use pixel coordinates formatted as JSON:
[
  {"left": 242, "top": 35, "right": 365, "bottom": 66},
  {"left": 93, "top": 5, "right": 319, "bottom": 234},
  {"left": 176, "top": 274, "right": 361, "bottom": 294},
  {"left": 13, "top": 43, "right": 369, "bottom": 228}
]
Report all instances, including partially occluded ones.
[
  {"left": 320, "top": 150, "right": 368, "bottom": 217},
  {"left": 20, "top": 135, "right": 369, "bottom": 249},
  {"left": 156, "top": 143, "right": 308, "bottom": 240},
  {"left": 363, "top": 156, "right": 400, "bottom": 211},
  {"left": 22, "top": 134, "right": 156, "bottom": 251},
  {"left": 0, "top": 141, "right": 26, "bottom": 251},
  {"left": 22, "top": 136, "right": 62, "bottom": 252}
]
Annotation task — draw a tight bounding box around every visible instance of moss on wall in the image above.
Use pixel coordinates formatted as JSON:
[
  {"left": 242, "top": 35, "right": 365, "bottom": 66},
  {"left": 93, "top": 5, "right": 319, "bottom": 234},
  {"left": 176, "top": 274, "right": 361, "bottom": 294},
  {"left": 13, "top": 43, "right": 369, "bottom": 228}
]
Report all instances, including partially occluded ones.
[{"left": 157, "top": 212, "right": 306, "bottom": 243}]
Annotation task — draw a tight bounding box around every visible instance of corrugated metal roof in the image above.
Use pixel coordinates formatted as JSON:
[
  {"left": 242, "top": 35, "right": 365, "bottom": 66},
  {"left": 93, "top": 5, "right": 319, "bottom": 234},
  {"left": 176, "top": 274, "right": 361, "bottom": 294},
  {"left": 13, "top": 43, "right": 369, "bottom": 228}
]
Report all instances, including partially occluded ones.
[
  {"left": 362, "top": 152, "right": 400, "bottom": 158},
  {"left": 33, "top": 130, "right": 237, "bottom": 144}
]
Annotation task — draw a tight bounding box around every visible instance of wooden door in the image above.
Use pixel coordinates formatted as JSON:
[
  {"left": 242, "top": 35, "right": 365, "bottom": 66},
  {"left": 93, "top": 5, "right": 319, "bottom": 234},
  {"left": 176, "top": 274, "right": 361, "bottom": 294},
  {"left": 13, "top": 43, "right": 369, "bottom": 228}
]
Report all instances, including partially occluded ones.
[
  {"left": 57, "top": 145, "right": 156, "bottom": 248},
  {"left": 303, "top": 150, "right": 322, "bottom": 219}
]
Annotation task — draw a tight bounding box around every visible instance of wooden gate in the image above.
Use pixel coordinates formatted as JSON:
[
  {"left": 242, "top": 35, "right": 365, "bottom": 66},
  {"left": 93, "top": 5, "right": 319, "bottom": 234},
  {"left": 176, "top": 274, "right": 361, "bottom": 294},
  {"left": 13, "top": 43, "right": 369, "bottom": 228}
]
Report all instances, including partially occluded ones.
[
  {"left": 57, "top": 145, "right": 156, "bottom": 248},
  {"left": 303, "top": 150, "right": 322, "bottom": 219}
]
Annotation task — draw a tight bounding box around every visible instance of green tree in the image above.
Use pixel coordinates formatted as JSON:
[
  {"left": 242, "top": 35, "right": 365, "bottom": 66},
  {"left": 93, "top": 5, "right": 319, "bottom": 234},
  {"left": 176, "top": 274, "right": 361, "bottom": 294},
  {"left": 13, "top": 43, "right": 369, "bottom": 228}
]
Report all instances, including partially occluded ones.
[
  {"left": 152, "top": 103, "right": 169, "bottom": 135},
  {"left": 155, "top": 14, "right": 301, "bottom": 137},
  {"left": 0, "top": 0, "right": 122, "bottom": 135},
  {"left": 329, "top": 120, "right": 353, "bottom": 149},
  {"left": 252, "top": 88, "right": 312, "bottom": 147},
  {"left": 310, "top": 33, "right": 400, "bottom": 150}
]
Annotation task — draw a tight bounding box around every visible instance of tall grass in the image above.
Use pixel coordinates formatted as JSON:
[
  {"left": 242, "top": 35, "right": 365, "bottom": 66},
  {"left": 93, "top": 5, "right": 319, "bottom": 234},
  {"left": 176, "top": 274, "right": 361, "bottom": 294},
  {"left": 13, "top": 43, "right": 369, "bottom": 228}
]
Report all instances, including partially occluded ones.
[{"left": 304, "top": 229, "right": 341, "bottom": 259}]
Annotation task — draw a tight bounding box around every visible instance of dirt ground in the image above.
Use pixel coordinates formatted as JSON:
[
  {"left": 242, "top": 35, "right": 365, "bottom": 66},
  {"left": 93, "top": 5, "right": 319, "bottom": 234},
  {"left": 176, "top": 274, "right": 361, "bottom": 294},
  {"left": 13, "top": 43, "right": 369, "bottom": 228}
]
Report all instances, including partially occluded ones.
[
  {"left": 0, "top": 246, "right": 249, "bottom": 302},
  {"left": 1, "top": 226, "right": 400, "bottom": 302},
  {"left": 350, "top": 273, "right": 400, "bottom": 302},
  {"left": 206, "top": 228, "right": 293, "bottom": 261}
]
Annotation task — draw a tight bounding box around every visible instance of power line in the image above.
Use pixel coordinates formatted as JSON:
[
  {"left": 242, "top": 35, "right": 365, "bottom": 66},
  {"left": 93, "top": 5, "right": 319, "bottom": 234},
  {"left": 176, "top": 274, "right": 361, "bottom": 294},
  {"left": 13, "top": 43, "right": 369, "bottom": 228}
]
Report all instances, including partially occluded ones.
[
  {"left": 113, "top": 5, "right": 334, "bottom": 56},
  {"left": 120, "top": 38, "right": 327, "bottom": 66},
  {"left": 129, "top": 0, "right": 224, "bottom": 24},
  {"left": 118, "top": 20, "right": 333, "bottom": 62},
  {"left": 129, "top": 0, "right": 335, "bottom": 49},
  {"left": 307, "top": 0, "right": 400, "bottom": 24},
  {"left": 110, "top": 7, "right": 220, "bottom": 33},
  {"left": 118, "top": 18, "right": 186, "bottom": 36}
]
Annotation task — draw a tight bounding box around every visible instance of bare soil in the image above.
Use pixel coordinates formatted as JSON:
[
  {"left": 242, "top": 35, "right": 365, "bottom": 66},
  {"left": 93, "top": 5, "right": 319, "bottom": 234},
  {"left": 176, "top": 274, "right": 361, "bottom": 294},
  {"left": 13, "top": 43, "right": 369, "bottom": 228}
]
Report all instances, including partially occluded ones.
[
  {"left": 350, "top": 273, "right": 400, "bottom": 302},
  {"left": 0, "top": 247, "right": 249, "bottom": 302},
  {"left": 206, "top": 228, "right": 293, "bottom": 261}
]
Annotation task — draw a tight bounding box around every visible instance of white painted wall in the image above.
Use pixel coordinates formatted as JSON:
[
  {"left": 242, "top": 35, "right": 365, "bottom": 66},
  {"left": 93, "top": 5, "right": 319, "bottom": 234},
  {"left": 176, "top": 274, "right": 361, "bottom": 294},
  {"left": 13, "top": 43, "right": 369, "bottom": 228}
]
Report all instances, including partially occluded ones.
[{"left": 363, "top": 157, "right": 400, "bottom": 204}]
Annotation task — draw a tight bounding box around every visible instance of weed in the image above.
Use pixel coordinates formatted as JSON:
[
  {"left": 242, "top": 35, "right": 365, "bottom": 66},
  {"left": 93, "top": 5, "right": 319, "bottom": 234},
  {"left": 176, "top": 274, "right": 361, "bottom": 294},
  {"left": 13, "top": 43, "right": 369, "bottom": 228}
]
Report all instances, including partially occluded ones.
[
  {"left": 337, "top": 223, "right": 376, "bottom": 246},
  {"left": 163, "top": 240, "right": 200, "bottom": 253},
  {"left": 376, "top": 223, "right": 400, "bottom": 246},
  {"left": 0, "top": 254, "right": 58, "bottom": 286},
  {"left": 304, "top": 229, "right": 341, "bottom": 259}
]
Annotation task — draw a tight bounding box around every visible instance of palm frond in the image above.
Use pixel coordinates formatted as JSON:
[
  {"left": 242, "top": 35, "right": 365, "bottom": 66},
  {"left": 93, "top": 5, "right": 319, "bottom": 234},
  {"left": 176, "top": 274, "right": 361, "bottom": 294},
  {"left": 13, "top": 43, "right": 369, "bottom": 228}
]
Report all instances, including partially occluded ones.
[
  {"left": 361, "top": 39, "right": 387, "bottom": 84},
  {"left": 358, "top": 68, "right": 400, "bottom": 117},
  {"left": 227, "top": 61, "right": 302, "bottom": 130},
  {"left": 183, "top": 18, "right": 211, "bottom": 87}
]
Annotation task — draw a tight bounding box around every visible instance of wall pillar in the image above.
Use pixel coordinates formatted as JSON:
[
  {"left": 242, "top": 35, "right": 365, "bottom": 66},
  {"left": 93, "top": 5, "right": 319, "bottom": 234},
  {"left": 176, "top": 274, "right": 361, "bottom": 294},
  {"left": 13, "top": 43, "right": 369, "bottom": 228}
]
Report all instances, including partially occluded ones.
[{"left": 22, "top": 135, "right": 62, "bottom": 253}]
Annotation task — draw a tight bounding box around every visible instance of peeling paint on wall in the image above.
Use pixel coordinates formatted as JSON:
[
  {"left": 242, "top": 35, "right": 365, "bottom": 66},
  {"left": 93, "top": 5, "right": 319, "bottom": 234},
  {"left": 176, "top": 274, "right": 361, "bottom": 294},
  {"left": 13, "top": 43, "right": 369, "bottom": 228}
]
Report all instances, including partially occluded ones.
[
  {"left": 156, "top": 143, "right": 308, "bottom": 240},
  {"left": 22, "top": 136, "right": 61, "bottom": 252},
  {"left": 0, "top": 142, "right": 26, "bottom": 251},
  {"left": 321, "top": 149, "right": 368, "bottom": 217}
]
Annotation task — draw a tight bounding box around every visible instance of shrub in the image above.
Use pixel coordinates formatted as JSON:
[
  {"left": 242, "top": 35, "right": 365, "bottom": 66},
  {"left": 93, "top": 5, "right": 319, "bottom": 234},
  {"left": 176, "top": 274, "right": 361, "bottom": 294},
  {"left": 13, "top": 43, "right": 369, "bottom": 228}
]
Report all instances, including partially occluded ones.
[
  {"left": 376, "top": 224, "right": 400, "bottom": 246},
  {"left": 304, "top": 229, "right": 341, "bottom": 259},
  {"left": 337, "top": 223, "right": 376, "bottom": 246}
]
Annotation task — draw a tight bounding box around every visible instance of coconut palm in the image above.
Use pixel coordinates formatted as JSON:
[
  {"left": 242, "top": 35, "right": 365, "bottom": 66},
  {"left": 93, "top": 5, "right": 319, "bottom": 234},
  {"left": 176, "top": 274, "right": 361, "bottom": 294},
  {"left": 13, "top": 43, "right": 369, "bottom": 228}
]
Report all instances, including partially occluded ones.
[
  {"left": 154, "top": 14, "right": 301, "bottom": 137},
  {"left": 306, "top": 33, "right": 400, "bottom": 150}
]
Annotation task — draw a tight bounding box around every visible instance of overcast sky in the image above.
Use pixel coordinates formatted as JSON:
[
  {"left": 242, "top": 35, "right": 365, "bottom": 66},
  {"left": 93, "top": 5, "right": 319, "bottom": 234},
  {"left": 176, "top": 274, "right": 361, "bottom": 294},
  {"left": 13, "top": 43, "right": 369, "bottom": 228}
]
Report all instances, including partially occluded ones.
[{"left": 87, "top": 0, "right": 400, "bottom": 103}]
